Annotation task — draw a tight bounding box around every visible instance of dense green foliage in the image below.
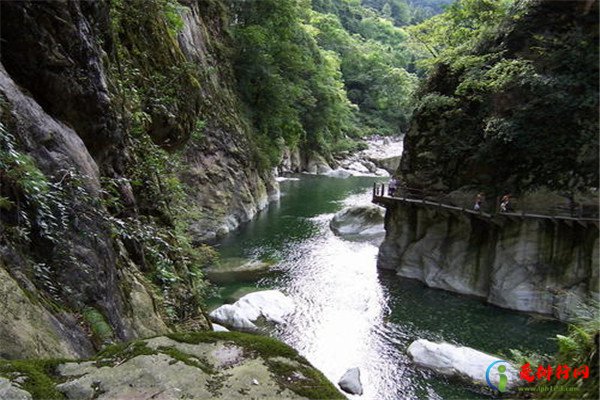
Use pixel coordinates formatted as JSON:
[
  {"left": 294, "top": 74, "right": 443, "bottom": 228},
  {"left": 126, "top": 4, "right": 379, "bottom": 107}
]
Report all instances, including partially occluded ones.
[
  {"left": 231, "top": 0, "right": 354, "bottom": 164},
  {"left": 511, "top": 305, "right": 600, "bottom": 399},
  {"left": 548, "top": 312, "right": 599, "bottom": 399},
  {"left": 362, "top": 0, "right": 454, "bottom": 25},
  {"left": 408, "top": 0, "right": 512, "bottom": 66},
  {"left": 311, "top": 1, "right": 418, "bottom": 134},
  {"left": 401, "top": 0, "right": 599, "bottom": 194},
  {"left": 229, "top": 0, "right": 435, "bottom": 164}
]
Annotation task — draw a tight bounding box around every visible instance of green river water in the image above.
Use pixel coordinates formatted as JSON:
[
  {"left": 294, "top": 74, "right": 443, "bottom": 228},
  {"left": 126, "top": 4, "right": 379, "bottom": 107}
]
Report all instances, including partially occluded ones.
[{"left": 208, "top": 174, "right": 566, "bottom": 400}]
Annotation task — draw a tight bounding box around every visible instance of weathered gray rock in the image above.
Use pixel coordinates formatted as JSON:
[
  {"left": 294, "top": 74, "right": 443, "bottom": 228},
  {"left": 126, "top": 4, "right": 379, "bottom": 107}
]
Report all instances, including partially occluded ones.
[
  {"left": 330, "top": 206, "right": 385, "bottom": 239},
  {"left": 0, "top": 377, "right": 32, "bottom": 400},
  {"left": 0, "top": 61, "right": 171, "bottom": 357},
  {"left": 47, "top": 334, "right": 341, "bottom": 400},
  {"left": 362, "top": 160, "right": 378, "bottom": 173},
  {"left": 378, "top": 205, "right": 599, "bottom": 321},
  {"left": 209, "top": 290, "right": 295, "bottom": 331},
  {"left": 176, "top": 1, "right": 281, "bottom": 243},
  {"left": 359, "top": 136, "right": 404, "bottom": 174},
  {"left": 407, "top": 339, "right": 519, "bottom": 390},
  {"left": 0, "top": 265, "right": 89, "bottom": 359},
  {"left": 371, "top": 155, "right": 401, "bottom": 174},
  {"left": 306, "top": 154, "right": 333, "bottom": 174},
  {"left": 338, "top": 367, "right": 363, "bottom": 395}
]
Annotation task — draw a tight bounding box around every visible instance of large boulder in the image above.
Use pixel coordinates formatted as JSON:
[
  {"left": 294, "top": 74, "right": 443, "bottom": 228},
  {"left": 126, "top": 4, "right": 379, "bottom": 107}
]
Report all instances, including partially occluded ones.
[
  {"left": 338, "top": 367, "right": 363, "bottom": 395},
  {"left": 407, "top": 339, "right": 519, "bottom": 390},
  {"left": 209, "top": 290, "right": 295, "bottom": 331},
  {"left": 306, "top": 154, "right": 332, "bottom": 174},
  {"left": 0, "top": 333, "right": 344, "bottom": 400},
  {"left": 330, "top": 206, "right": 385, "bottom": 239}
]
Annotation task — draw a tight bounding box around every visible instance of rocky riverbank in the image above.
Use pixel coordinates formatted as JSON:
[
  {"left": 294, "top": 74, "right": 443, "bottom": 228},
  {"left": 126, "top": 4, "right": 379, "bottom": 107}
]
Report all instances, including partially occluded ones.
[{"left": 277, "top": 136, "right": 403, "bottom": 179}]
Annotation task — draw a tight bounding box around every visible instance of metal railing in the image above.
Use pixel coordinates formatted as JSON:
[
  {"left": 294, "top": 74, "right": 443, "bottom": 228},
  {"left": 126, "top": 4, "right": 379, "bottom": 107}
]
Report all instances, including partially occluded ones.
[{"left": 373, "top": 183, "right": 599, "bottom": 221}]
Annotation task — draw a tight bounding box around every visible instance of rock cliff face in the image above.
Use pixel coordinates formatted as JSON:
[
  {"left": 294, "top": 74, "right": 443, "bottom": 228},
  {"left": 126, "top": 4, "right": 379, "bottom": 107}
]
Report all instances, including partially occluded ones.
[
  {"left": 378, "top": 204, "right": 599, "bottom": 321},
  {"left": 176, "top": 1, "right": 279, "bottom": 242},
  {"left": 0, "top": 0, "right": 276, "bottom": 359},
  {"left": 378, "top": 0, "right": 599, "bottom": 322}
]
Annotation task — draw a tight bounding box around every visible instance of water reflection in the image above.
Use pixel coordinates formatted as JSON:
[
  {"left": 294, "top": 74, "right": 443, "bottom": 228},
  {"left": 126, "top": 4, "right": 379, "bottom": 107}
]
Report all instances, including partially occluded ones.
[{"left": 212, "top": 175, "right": 565, "bottom": 399}]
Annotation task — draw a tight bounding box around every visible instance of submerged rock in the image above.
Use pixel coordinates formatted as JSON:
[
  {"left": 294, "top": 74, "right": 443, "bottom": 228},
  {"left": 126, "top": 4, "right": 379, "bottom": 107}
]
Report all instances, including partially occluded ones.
[
  {"left": 204, "top": 258, "right": 273, "bottom": 284},
  {"left": 209, "top": 290, "right": 295, "bottom": 331},
  {"left": 330, "top": 206, "right": 385, "bottom": 239},
  {"left": 338, "top": 367, "right": 363, "bottom": 395},
  {"left": 407, "top": 339, "right": 519, "bottom": 390}
]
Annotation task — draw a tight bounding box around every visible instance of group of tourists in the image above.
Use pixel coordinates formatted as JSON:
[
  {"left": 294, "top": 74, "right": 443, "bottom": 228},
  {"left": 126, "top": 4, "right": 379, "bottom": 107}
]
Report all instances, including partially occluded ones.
[
  {"left": 473, "top": 193, "right": 513, "bottom": 212},
  {"left": 386, "top": 178, "right": 515, "bottom": 213}
]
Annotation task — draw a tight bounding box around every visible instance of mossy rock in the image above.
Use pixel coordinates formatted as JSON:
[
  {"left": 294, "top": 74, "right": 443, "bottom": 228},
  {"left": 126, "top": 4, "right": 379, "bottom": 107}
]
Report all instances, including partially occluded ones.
[{"left": 0, "top": 332, "right": 345, "bottom": 400}]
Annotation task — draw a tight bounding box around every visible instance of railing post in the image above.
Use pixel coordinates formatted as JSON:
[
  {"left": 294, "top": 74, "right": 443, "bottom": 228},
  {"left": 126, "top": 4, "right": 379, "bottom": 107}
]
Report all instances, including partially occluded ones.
[{"left": 373, "top": 182, "right": 377, "bottom": 198}]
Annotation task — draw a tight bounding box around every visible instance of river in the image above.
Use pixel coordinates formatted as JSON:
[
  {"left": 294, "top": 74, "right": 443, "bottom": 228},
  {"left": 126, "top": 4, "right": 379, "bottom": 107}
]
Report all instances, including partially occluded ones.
[{"left": 208, "top": 174, "right": 566, "bottom": 399}]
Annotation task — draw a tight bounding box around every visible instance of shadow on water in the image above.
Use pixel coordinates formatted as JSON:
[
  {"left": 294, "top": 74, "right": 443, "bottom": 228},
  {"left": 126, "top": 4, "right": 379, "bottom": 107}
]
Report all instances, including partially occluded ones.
[{"left": 208, "top": 174, "right": 566, "bottom": 400}]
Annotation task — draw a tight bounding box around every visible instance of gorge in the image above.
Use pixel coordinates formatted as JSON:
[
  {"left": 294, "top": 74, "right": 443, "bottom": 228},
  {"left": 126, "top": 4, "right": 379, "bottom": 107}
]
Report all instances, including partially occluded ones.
[{"left": 0, "top": 0, "right": 598, "bottom": 399}]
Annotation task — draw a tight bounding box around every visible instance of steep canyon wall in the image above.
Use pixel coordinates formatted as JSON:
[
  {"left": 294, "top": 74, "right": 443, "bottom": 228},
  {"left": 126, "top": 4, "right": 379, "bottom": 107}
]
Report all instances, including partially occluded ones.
[
  {"left": 378, "top": 204, "right": 599, "bottom": 321},
  {"left": 0, "top": 0, "right": 275, "bottom": 358}
]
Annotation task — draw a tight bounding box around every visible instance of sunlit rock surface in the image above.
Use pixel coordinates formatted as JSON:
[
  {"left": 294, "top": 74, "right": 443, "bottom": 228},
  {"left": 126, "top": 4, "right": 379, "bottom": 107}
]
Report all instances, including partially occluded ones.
[
  {"left": 330, "top": 206, "right": 385, "bottom": 240},
  {"left": 209, "top": 290, "right": 295, "bottom": 331},
  {"left": 407, "top": 339, "right": 519, "bottom": 390}
]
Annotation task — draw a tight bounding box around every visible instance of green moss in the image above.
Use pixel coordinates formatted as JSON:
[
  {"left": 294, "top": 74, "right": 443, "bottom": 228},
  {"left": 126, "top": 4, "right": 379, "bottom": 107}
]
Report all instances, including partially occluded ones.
[
  {"left": 82, "top": 307, "right": 114, "bottom": 343},
  {"left": 267, "top": 359, "right": 346, "bottom": 400},
  {"left": 167, "top": 331, "right": 298, "bottom": 360},
  {"left": 167, "top": 332, "right": 343, "bottom": 399},
  {"left": 157, "top": 346, "right": 216, "bottom": 375},
  {"left": 0, "top": 359, "right": 67, "bottom": 399},
  {"left": 94, "top": 340, "right": 155, "bottom": 367}
]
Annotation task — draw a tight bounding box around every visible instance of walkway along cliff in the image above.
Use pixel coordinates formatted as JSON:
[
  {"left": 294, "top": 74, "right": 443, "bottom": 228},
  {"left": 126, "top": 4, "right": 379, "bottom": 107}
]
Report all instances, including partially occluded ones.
[
  {"left": 374, "top": 0, "right": 599, "bottom": 323},
  {"left": 374, "top": 186, "right": 599, "bottom": 322}
]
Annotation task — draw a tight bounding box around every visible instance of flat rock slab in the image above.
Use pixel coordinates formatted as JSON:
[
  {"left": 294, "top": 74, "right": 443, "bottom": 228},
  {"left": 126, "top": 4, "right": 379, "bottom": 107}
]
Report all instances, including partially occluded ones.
[
  {"left": 44, "top": 334, "right": 344, "bottom": 400},
  {"left": 407, "top": 339, "right": 519, "bottom": 390}
]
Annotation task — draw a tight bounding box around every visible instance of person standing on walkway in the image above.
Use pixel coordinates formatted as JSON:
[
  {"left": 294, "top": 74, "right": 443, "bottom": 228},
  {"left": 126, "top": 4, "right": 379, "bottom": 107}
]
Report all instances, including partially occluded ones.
[
  {"left": 388, "top": 177, "right": 398, "bottom": 196},
  {"left": 474, "top": 193, "right": 484, "bottom": 211},
  {"left": 500, "top": 194, "right": 512, "bottom": 212}
]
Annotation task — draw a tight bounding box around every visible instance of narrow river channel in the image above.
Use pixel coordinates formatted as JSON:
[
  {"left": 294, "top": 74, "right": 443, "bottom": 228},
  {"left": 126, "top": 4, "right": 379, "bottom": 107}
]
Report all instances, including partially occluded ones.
[{"left": 209, "top": 174, "right": 566, "bottom": 399}]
